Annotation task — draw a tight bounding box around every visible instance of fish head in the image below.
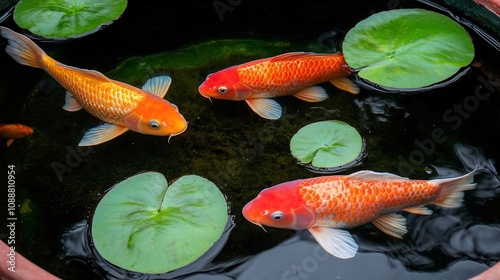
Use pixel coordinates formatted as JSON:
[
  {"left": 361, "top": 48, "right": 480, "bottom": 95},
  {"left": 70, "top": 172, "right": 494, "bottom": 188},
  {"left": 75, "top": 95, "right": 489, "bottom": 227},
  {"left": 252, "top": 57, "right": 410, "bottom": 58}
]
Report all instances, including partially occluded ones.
[
  {"left": 198, "top": 66, "right": 252, "bottom": 101},
  {"left": 124, "top": 96, "right": 188, "bottom": 138},
  {"left": 14, "top": 124, "right": 34, "bottom": 136},
  {"left": 242, "top": 179, "right": 316, "bottom": 230}
]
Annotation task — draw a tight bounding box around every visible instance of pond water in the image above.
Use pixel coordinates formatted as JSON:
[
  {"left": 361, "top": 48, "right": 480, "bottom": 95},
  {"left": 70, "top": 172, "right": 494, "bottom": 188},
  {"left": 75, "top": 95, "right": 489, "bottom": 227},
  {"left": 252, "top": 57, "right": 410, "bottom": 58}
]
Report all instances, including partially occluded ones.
[{"left": 1, "top": 0, "right": 500, "bottom": 279}]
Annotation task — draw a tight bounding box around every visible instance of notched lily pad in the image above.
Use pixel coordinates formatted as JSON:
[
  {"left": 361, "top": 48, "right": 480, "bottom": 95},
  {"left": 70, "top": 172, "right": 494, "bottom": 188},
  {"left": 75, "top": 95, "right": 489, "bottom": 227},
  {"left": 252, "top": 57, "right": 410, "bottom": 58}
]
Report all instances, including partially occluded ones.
[
  {"left": 342, "top": 9, "right": 474, "bottom": 89},
  {"left": 91, "top": 172, "right": 228, "bottom": 274},
  {"left": 13, "top": 0, "right": 127, "bottom": 38},
  {"left": 290, "top": 120, "right": 365, "bottom": 172}
]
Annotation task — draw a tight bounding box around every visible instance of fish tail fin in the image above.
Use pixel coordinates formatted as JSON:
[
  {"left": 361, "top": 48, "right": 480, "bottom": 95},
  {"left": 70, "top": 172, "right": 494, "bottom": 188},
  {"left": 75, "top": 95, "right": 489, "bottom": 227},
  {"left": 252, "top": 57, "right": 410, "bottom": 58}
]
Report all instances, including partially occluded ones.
[
  {"left": 0, "top": 27, "right": 45, "bottom": 68},
  {"left": 430, "top": 170, "right": 476, "bottom": 208}
]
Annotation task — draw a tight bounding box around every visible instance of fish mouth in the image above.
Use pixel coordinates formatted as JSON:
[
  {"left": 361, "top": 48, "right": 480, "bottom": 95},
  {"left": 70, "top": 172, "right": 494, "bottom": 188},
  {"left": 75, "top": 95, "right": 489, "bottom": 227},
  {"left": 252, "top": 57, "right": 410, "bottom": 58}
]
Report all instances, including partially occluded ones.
[
  {"left": 249, "top": 220, "right": 268, "bottom": 233},
  {"left": 199, "top": 92, "right": 212, "bottom": 102},
  {"left": 167, "top": 122, "right": 188, "bottom": 143},
  {"left": 197, "top": 85, "right": 212, "bottom": 102},
  {"left": 242, "top": 204, "right": 267, "bottom": 232},
  {"left": 203, "top": 96, "right": 212, "bottom": 102}
]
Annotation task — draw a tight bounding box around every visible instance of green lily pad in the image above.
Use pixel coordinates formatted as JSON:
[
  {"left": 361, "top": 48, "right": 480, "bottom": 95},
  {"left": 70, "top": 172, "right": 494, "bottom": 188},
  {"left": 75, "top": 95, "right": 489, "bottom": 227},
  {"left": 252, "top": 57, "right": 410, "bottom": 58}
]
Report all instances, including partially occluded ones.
[
  {"left": 13, "top": 0, "right": 127, "bottom": 38},
  {"left": 342, "top": 9, "right": 474, "bottom": 89},
  {"left": 290, "top": 120, "right": 364, "bottom": 169},
  {"left": 91, "top": 172, "right": 228, "bottom": 274}
]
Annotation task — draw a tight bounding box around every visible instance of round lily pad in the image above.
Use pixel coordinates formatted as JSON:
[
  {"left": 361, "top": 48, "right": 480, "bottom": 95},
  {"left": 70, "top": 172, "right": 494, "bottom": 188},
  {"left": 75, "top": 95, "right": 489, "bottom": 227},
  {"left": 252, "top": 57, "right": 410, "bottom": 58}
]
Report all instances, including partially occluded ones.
[
  {"left": 342, "top": 9, "right": 474, "bottom": 89},
  {"left": 13, "top": 0, "right": 127, "bottom": 38},
  {"left": 290, "top": 120, "right": 364, "bottom": 170},
  {"left": 91, "top": 172, "right": 228, "bottom": 274}
]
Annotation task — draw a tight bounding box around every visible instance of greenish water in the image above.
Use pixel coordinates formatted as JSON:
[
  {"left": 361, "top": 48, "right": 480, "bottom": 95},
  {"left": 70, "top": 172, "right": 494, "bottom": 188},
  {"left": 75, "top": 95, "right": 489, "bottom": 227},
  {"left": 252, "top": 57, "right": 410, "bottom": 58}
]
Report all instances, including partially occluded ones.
[{"left": 1, "top": 1, "right": 500, "bottom": 279}]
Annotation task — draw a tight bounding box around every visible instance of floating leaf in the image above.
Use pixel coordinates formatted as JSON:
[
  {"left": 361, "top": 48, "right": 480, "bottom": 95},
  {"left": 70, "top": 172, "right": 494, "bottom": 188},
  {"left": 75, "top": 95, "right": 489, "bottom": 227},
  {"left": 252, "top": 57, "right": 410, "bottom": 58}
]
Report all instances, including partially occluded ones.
[
  {"left": 342, "top": 9, "right": 474, "bottom": 88},
  {"left": 91, "top": 172, "right": 228, "bottom": 274},
  {"left": 13, "top": 0, "right": 127, "bottom": 38},
  {"left": 290, "top": 120, "right": 364, "bottom": 169}
]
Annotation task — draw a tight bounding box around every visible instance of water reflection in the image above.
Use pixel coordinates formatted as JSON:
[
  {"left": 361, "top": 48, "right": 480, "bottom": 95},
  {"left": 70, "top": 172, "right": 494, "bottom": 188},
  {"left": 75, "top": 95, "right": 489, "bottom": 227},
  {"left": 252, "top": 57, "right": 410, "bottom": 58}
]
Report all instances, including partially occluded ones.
[
  {"left": 230, "top": 232, "right": 488, "bottom": 280},
  {"left": 354, "top": 95, "right": 410, "bottom": 123},
  {"left": 352, "top": 67, "right": 473, "bottom": 94},
  {"left": 59, "top": 143, "right": 499, "bottom": 279},
  {"left": 60, "top": 218, "right": 237, "bottom": 280},
  {"left": 66, "top": 227, "right": 490, "bottom": 279},
  {"left": 434, "top": 143, "right": 500, "bottom": 199}
]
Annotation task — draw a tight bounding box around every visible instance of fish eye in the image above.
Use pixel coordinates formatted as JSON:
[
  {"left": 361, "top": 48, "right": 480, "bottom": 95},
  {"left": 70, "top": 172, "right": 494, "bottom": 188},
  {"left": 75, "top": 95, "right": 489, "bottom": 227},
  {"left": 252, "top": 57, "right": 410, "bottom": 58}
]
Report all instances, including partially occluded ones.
[
  {"left": 271, "top": 211, "right": 285, "bottom": 221},
  {"left": 148, "top": 120, "right": 161, "bottom": 129},
  {"left": 218, "top": 86, "right": 228, "bottom": 94}
]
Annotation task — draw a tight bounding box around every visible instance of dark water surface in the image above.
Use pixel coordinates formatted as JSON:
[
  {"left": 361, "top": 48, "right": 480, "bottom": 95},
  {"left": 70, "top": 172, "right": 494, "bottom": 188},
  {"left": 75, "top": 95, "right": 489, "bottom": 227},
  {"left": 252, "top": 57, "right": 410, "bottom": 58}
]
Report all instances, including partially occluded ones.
[{"left": 1, "top": 0, "right": 500, "bottom": 279}]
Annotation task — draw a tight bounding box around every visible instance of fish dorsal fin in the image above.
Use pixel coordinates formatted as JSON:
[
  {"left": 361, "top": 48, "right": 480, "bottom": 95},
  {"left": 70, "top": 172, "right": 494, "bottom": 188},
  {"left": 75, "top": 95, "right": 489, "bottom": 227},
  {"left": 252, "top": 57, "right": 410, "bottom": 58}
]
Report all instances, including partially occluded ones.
[
  {"left": 63, "top": 64, "right": 111, "bottom": 83},
  {"left": 142, "top": 75, "right": 172, "bottom": 98},
  {"left": 347, "top": 170, "right": 409, "bottom": 182},
  {"left": 372, "top": 213, "right": 407, "bottom": 239},
  {"left": 330, "top": 77, "right": 360, "bottom": 94},
  {"left": 79, "top": 123, "right": 129, "bottom": 146},
  {"left": 245, "top": 98, "right": 282, "bottom": 120},
  {"left": 293, "top": 86, "right": 329, "bottom": 102},
  {"left": 269, "top": 52, "right": 313, "bottom": 62},
  {"left": 404, "top": 205, "right": 433, "bottom": 215},
  {"left": 269, "top": 52, "right": 339, "bottom": 63},
  {"left": 308, "top": 227, "right": 358, "bottom": 259},
  {"left": 62, "top": 92, "right": 83, "bottom": 112}
]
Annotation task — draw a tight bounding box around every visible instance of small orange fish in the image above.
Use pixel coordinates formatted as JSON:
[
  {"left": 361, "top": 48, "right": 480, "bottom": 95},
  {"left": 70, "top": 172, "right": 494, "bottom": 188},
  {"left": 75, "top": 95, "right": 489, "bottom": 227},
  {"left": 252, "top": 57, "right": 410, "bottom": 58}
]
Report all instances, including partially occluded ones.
[
  {"left": 0, "top": 27, "right": 187, "bottom": 146},
  {"left": 242, "top": 170, "right": 476, "bottom": 258},
  {"left": 0, "top": 124, "right": 33, "bottom": 147},
  {"left": 198, "top": 52, "right": 359, "bottom": 119}
]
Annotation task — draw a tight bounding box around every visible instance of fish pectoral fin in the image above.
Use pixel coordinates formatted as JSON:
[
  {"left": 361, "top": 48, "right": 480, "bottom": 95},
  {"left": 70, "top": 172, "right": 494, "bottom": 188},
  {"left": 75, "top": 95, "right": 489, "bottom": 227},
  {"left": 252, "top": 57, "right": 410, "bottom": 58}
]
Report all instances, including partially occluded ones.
[
  {"left": 308, "top": 227, "right": 358, "bottom": 259},
  {"left": 62, "top": 92, "right": 83, "bottom": 112},
  {"left": 79, "top": 124, "right": 129, "bottom": 146},
  {"left": 372, "top": 213, "right": 407, "bottom": 239},
  {"left": 293, "top": 86, "right": 329, "bottom": 102},
  {"left": 6, "top": 139, "right": 14, "bottom": 147},
  {"left": 330, "top": 77, "right": 360, "bottom": 94},
  {"left": 404, "top": 205, "right": 433, "bottom": 215},
  {"left": 245, "top": 98, "right": 282, "bottom": 120},
  {"left": 347, "top": 170, "right": 409, "bottom": 182},
  {"left": 142, "top": 76, "right": 172, "bottom": 98}
]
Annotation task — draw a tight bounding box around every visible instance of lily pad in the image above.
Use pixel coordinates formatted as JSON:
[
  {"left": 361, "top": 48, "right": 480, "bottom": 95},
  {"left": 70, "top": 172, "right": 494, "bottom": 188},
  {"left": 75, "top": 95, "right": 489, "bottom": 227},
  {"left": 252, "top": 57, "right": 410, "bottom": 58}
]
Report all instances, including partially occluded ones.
[
  {"left": 342, "top": 9, "right": 474, "bottom": 88},
  {"left": 290, "top": 120, "right": 364, "bottom": 170},
  {"left": 91, "top": 172, "right": 228, "bottom": 274},
  {"left": 13, "top": 0, "right": 127, "bottom": 38}
]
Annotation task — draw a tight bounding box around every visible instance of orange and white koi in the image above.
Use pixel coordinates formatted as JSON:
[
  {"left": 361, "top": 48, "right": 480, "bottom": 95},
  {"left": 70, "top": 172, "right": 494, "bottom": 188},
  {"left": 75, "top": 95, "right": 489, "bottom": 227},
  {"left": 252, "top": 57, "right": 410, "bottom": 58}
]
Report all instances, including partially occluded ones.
[
  {"left": 242, "top": 170, "right": 476, "bottom": 258},
  {"left": 198, "top": 52, "right": 359, "bottom": 119},
  {"left": 0, "top": 27, "right": 187, "bottom": 146},
  {"left": 0, "top": 124, "right": 33, "bottom": 147}
]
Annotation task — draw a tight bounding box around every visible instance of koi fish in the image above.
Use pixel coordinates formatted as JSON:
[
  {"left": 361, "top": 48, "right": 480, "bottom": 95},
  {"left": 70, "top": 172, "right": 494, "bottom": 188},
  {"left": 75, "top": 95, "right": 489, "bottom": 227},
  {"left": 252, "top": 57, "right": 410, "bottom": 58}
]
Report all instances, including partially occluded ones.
[
  {"left": 198, "top": 52, "right": 359, "bottom": 119},
  {"left": 0, "top": 27, "right": 187, "bottom": 146},
  {"left": 242, "top": 170, "right": 476, "bottom": 259},
  {"left": 0, "top": 124, "right": 33, "bottom": 147}
]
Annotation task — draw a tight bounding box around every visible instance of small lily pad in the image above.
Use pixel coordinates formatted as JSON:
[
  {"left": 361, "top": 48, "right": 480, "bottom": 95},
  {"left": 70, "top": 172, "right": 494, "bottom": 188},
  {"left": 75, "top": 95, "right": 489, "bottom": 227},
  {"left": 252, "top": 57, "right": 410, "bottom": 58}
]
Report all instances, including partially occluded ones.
[
  {"left": 342, "top": 9, "right": 474, "bottom": 88},
  {"left": 13, "top": 0, "right": 127, "bottom": 38},
  {"left": 91, "top": 172, "right": 228, "bottom": 274},
  {"left": 290, "top": 120, "right": 364, "bottom": 170}
]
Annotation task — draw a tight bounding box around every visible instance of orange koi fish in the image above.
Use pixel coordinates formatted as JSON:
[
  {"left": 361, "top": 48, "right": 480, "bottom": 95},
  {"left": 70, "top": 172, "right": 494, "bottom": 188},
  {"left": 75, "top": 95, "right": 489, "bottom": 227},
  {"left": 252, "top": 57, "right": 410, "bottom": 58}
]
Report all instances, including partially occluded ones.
[
  {"left": 198, "top": 52, "right": 359, "bottom": 119},
  {"left": 0, "top": 27, "right": 187, "bottom": 146},
  {"left": 242, "top": 170, "right": 476, "bottom": 258},
  {"left": 0, "top": 124, "right": 33, "bottom": 147}
]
